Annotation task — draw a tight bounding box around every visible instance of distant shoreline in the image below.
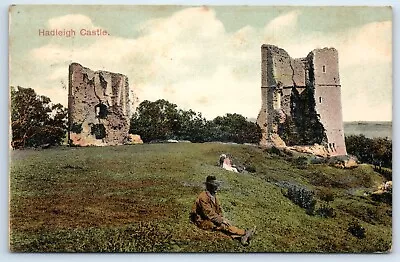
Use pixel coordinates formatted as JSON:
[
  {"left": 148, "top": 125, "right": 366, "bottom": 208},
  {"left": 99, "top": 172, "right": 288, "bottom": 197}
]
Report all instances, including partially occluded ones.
[
  {"left": 247, "top": 119, "right": 392, "bottom": 139},
  {"left": 344, "top": 121, "right": 392, "bottom": 139},
  {"left": 344, "top": 121, "right": 392, "bottom": 124}
]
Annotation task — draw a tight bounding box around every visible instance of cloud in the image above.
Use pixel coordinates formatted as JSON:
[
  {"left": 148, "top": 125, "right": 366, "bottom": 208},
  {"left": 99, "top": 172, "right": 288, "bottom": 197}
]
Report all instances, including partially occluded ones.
[
  {"left": 342, "top": 92, "right": 392, "bottom": 122},
  {"left": 339, "top": 21, "right": 392, "bottom": 67},
  {"left": 154, "top": 66, "right": 260, "bottom": 119},
  {"left": 48, "top": 14, "right": 96, "bottom": 29},
  {"left": 22, "top": 9, "right": 392, "bottom": 121},
  {"left": 265, "top": 10, "right": 301, "bottom": 31},
  {"left": 279, "top": 20, "right": 391, "bottom": 68},
  {"left": 263, "top": 10, "right": 301, "bottom": 45},
  {"left": 139, "top": 6, "right": 225, "bottom": 40}
]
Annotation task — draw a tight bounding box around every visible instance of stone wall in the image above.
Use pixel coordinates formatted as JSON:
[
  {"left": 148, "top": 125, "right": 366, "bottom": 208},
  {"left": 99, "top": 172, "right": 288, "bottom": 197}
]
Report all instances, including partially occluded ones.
[
  {"left": 311, "top": 48, "right": 347, "bottom": 155},
  {"left": 68, "top": 63, "right": 131, "bottom": 146},
  {"left": 257, "top": 44, "right": 347, "bottom": 156}
]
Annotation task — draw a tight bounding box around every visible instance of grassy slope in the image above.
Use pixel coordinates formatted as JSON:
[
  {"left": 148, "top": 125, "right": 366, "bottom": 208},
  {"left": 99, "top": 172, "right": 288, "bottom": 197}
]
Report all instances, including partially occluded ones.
[{"left": 9, "top": 143, "right": 391, "bottom": 252}]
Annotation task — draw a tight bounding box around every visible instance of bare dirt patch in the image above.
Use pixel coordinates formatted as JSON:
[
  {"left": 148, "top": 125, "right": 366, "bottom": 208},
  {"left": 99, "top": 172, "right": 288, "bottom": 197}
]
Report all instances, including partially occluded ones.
[{"left": 10, "top": 178, "right": 179, "bottom": 232}]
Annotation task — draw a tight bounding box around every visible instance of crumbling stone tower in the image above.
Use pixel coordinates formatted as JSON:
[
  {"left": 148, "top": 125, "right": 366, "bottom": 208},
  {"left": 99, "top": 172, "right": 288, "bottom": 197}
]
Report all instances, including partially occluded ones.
[
  {"left": 257, "top": 44, "right": 347, "bottom": 156},
  {"left": 68, "top": 63, "right": 131, "bottom": 146}
]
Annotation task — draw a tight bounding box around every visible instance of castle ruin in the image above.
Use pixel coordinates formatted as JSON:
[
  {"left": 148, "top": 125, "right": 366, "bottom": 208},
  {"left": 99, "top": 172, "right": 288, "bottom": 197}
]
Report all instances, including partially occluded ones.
[
  {"left": 257, "top": 44, "right": 347, "bottom": 156},
  {"left": 68, "top": 63, "right": 131, "bottom": 146}
]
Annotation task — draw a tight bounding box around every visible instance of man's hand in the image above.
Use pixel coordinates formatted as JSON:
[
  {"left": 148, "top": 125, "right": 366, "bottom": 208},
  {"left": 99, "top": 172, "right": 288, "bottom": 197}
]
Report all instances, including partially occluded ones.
[{"left": 222, "top": 218, "right": 231, "bottom": 226}]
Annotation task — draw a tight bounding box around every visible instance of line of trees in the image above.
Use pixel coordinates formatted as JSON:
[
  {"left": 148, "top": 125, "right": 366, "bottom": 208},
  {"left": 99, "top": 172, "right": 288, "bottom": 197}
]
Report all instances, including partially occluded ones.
[
  {"left": 345, "top": 135, "right": 392, "bottom": 168},
  {"left": 129, "top": 99, "right": 262, "bottom": 144},
  {"left": 10, "top": 87, "right": 261, "bottom": 149}
]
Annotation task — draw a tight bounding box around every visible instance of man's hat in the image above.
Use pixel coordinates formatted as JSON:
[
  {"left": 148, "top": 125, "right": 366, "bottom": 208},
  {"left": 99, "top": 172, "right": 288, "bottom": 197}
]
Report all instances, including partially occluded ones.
[{"left": 205, "top": 175, "right": 221, "bottom": 187}]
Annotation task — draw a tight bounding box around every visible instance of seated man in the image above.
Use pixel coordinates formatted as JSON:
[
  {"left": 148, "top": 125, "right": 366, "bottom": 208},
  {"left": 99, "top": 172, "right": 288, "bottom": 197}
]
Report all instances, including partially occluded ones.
[{"left": 190, "top": 175, "right": 255, "bottom": 245}]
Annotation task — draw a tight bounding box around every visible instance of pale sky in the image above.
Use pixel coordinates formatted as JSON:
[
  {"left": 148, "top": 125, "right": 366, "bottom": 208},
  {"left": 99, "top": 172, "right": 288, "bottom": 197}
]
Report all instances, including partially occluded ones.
[{"left": 9, "top": 5, "right": 392, "bottom": 121}]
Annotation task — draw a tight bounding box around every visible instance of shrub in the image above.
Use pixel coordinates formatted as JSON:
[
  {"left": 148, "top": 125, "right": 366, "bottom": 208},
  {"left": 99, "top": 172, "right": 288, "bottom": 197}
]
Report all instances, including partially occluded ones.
[
  {"left": 282, "top": 183, "right": 316, "bottom": 215},
  {"left": 291, "top": 156, "right": 308, "bottom": 169},
  {"left": 277, "top": 115, "right": 300, "bottom": 146},
  {"left": 348, "top": 221, "right": 366, "bottom": 239},
  {"left": 316, "top": 187, "right": 335, "bottom": 202},
  {"left": 315, "top": 203, "right": 336, "bottom": 218},
  {"left": 70, "top": 123, "right": 83, "bottom": 134},
  {"left": 265, "top": 146, "right": 286, "bottom": 157},
  {"left": 245, "top": 165, "right": 256, "bottom": 173},
  {"left": 374, "top": 167, "right": 392, "bottom": 181},
  {"left": 90, "top": 124, "right": 106, "bottom": 139},
  {"left": 371, "top": 192, "right": 392, "bottom": 205},
  {"left": 308, "top": 171, "right": 341, "bottom": 188}
]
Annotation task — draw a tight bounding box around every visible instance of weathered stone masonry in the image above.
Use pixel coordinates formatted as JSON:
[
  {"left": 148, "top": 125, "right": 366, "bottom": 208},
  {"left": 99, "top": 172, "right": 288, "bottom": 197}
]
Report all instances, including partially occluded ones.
[
  {"left": 257, "top": 44, "right": 347, "bottom": 156},
  {"left": 68, "top": 63, "right": 130, "bottom": 146}
]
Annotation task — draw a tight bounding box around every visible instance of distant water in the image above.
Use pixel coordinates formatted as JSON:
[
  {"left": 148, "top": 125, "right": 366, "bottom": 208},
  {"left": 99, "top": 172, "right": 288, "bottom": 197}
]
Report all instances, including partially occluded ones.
[
  {"left": 248, "top": 118, "right": 392, "bottom": 139},
  {"left": 344, "top": 121, "right": 392, "bottom": 139}
]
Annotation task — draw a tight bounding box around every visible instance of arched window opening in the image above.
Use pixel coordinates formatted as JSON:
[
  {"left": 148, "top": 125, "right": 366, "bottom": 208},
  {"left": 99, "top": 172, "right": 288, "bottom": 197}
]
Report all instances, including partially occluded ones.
[{"left": 95, "top": 103, "right": 108, "bottom": 119}]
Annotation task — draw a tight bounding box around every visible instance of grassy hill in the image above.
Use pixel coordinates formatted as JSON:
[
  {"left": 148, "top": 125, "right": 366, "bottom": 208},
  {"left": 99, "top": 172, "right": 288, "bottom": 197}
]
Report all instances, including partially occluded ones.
[{"left": 9, "top": 143, "right": 391, "bottom": 252}]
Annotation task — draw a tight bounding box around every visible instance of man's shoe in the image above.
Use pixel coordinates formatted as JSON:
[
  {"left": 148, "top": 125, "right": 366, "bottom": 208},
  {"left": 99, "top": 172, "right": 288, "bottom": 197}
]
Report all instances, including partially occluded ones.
[{"left": 241, "top": 226, "right": 256, "bottom": 245}]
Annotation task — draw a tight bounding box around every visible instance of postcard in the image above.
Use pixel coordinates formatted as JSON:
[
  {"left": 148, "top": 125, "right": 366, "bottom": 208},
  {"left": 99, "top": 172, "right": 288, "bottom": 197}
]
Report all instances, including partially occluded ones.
[{"left": 9, "top": 5, "right": 392, "bottom": 252}]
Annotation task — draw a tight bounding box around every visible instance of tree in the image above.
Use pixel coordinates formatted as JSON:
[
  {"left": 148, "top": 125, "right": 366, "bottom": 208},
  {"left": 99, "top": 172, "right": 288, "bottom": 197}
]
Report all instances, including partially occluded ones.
[
  {"left": 345, "top": 135, "right": 373, "bottom": 164},
  {"left": 11, "top": 86, "right": 68, "bottom": 149},
  {"left": 371, "top": 137, "right": 392, "bottom": 168},
  {"left": 209, "top": 113, "right": 262, "bottom": 144},
  {"left": 175, "top": 109, "right": 208, "bottom": 142},
  {"left": 129, "top": 99, "right": 181, "bottom": 142},
  {"left": 345, "top": 134, "right": 392, "bottom": 168}
]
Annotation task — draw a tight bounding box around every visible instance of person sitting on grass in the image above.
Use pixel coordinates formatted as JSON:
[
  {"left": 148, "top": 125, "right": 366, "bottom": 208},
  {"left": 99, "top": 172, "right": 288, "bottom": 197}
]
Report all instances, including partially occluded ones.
[
  {"left": 219, "top": 154, "right": 239, "bottom": 173},
  {"left": 190, "top": 175, "right": 255, "bottom": 245}
]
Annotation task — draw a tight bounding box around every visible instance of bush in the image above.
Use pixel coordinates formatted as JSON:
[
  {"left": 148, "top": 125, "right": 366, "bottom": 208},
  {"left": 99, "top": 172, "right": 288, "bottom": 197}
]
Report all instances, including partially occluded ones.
[
  {"left": 348, "top": 221, "right": 366, "bottom": 239},
  {"left": 282, "top": 183, "right": 316, "bottom": 215},
  {"left": 316, "top": 188, "right": 335, "bottom": 202},
  {"left": 278, "top": 115, "right": 300, "bottom": 146},
  {"left": 265, "top": 146, "right": 286, "bottom": 157},
  {"left": 374, "top": 167, "right": 392, "bottom": 181},
  {"left": 244, "top": 165, "right": 256, "bottom": 173},
  {"left": 308, "top": 171, "right": 341, "bottom": 188},
  {"left": 291, "top": 156, "right": 308, "bottom": 169},
  {"left": 315, "top": 203, "right": 336, "bottom": 218},
  {"left": 371, "top": 192, "right": 392, "bottom": 205},
  {"left": 282, "top": 184, "right": 336, "bottom": 218}
]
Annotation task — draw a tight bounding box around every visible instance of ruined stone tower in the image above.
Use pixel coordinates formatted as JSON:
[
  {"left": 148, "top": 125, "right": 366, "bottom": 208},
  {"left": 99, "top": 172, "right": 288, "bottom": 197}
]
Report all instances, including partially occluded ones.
[
  {"left": 68, "top": 63, "right": 131, "bottom": 146},
  {"left": 257, "top": 44, "right": 347, "bottom": 156}
]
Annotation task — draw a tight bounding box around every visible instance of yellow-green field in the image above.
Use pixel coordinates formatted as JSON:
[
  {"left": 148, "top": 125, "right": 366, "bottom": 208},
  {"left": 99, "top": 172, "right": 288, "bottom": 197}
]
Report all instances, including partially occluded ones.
[{"left": 9, "top": 143, "right": 391, "bottom": 252}]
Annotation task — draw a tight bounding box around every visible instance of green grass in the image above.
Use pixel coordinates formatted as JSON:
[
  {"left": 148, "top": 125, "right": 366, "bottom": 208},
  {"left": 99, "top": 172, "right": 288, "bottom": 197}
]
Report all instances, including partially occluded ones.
[{"left": 9, "top": 143, "right": 391, "bottom": 252}]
